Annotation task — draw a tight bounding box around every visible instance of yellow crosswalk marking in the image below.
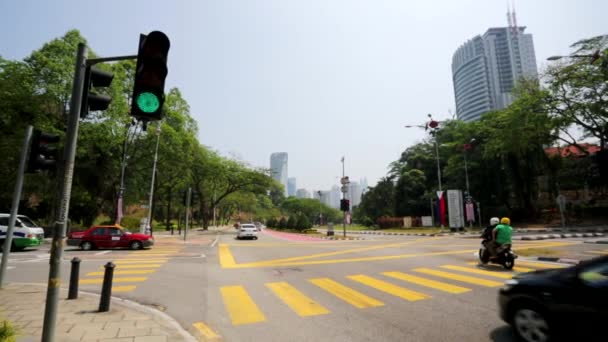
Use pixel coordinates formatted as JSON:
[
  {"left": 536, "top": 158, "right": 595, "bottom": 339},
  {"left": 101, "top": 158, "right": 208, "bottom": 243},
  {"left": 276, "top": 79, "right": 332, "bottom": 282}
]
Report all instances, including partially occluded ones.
[
  {"left": 129, "top": 253, "right": 172, "bottom": 256},
  {"left": 220, "top": 285, "right": 266, "bottom": 325},
  {"left": 347, "top": 275, "right": 430, "bottom": 301},
  {"left": 466, "top": 262, "right": 534, "bottom": 273},
  {"left": 266, "top": 282, "right": 330, "bottom": 316},
  {"left": 309, "top": 278, "right": 384, "bottom": 308},
  {"left": 80, "top": 277, "right": 147, "bottom": 284},
  {"left": 587, "top": 250, "right": 608, "bottom": 255},
  {"left": 112, "top": 285, "right": 137, "bottom": 292},
  {"left": 193, "top": 322, "right": 221, "bottom": 339},
  {"left": 516, "top": 261, "right": 565, "bottom": 269},
  {"left": 87, "top": 270, "right": 156, "bottom": 276},
  {"left": 382, "top": 272, "right": 471, "bottom": 294},
  {"left": 440, "top": 265, "right": 513, "bottom": 279},
  {"left": 413, "top": 268, "right": 502, "bottom": 287},
  {"left": 113, "top": 259, "right": 168, "bottom": 264}
]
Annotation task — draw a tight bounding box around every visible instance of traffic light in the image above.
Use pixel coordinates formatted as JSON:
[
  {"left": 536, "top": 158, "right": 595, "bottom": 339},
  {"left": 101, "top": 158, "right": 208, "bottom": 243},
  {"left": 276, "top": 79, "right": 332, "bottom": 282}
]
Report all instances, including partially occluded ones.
[
  {"left": 340, "top": 199, "right": 350, "bottom": 212},
  {"left": 131, "top": 31, "right": 171, "bottom": 121},
  {"left": 81, "top": 67, "right": 114, "bottom": 118},
  {"left": 27, "top": 130, "right": 60, "bottom": 173}
]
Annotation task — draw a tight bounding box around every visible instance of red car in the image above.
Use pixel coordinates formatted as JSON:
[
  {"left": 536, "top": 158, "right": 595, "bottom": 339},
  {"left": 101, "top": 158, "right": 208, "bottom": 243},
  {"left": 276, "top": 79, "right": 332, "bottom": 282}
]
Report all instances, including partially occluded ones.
[{"left": 67, "top": 225, "right": 154, "bottom": 250}]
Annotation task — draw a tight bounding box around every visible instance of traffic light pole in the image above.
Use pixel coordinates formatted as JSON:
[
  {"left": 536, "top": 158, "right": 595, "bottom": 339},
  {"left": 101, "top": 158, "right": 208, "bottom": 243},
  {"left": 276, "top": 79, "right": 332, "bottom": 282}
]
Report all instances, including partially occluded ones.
[
  {"left": 144, "top": 124, "right": 161, "bottom": 234},
  {"left": 0, "top": 125, "right": 33, "bottom": 288},
  {"left": 42, "top": 43, "right": 87, "bottom": 342}
]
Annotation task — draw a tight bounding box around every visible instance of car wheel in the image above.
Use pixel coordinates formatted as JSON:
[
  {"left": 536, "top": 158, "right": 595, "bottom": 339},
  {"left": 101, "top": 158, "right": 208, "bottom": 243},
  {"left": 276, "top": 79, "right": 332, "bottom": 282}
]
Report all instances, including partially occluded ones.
[
  {"left": 130, "top": 241, "right": 142, "bottom": 250},
  {"left": 254, "top": 236, "right": 258, "bottom": 240},
  {"left": 81, "top": 241, "right": 94, "bottom": 251},
  {"left": 512, "top": 306, "right": 551, "bottom": 342}
]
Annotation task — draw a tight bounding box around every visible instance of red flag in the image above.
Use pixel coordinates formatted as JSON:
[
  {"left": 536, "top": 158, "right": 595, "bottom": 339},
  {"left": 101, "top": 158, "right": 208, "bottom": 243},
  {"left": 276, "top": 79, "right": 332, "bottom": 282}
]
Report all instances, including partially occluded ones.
[{"left": 440, "top": 194, "right": 447, "bottom": 226}]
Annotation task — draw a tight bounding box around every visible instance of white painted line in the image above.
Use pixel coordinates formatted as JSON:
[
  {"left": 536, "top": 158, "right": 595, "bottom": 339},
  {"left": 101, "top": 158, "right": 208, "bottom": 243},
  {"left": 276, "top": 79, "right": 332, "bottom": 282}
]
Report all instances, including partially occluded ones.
[
  {"left": 211, "top": 235, "right": 220, "bottom": 248},
  {"left": 95, "top": 251, "right": 112, "bottom": 256}
]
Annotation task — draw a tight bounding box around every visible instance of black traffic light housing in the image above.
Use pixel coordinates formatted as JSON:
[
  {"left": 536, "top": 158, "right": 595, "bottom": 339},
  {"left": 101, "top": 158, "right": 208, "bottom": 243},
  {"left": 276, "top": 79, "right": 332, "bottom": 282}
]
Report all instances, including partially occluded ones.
[
  {"left": 27, "top": 130, "right": 60, "bottom": 173},
  {"left": 81, "top": 66, "right": 114, "bottom": 118},
  {"left": 131, "top": 31, "right": 171, "bottom": 121},
  {"left": 340, "top": 199, "right": 350, "bottom": 212}
]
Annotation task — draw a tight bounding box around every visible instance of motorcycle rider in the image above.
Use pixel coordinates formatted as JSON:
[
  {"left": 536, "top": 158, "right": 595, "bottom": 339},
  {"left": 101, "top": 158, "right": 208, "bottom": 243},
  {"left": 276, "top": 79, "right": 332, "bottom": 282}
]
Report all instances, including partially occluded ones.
[
  {"left": 482, "top": 217, "right": 500, "bottom": 241},
  {"left": 489, "top": 217, "right": 513, "bottom": 258}
]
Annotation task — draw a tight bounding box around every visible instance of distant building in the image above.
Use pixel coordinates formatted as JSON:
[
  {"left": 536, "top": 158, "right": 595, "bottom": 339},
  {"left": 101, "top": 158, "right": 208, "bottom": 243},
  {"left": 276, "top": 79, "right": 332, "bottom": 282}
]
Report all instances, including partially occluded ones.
[
  {"left": 287, "top": 178, "right": 297, "bottom": 197},
  {"left": 330, "top": 186, "right": 341, "bottom": 209},
  {"left": 348, "top": 182, "right": 362, "bottom": 207},
  {"left": 296, "top": 188, "right": 310, "bottom": 199},
  {"left": 452, "top": 10, "right": 538, "bottom": 122},
  {"left": 360, "top": 178, "right": 369, "bottom": 194},
  {"left": 270, "top": 152, "right": 288, "bottom": 196}
]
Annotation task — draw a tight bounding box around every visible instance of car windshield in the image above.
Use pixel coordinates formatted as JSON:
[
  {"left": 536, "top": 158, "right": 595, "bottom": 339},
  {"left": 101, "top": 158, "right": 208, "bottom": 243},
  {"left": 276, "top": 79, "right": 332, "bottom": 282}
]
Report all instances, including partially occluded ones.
[{"left": 18, "top": 216, "right": 38, "bottom": 228}]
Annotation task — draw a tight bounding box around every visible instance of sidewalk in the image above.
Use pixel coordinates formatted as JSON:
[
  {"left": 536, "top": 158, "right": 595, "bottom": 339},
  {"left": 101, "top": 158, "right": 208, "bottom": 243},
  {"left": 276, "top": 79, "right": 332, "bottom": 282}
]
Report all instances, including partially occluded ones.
[{"left": 0, "top": 283, "right": 195, "bottom": 342}]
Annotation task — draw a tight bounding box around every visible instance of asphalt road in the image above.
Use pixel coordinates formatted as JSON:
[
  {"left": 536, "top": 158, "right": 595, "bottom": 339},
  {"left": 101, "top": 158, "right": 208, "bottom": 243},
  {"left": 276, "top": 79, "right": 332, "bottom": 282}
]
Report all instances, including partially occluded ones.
[{"left": 2, "top": 228, "right": 606, "bottom": 341}]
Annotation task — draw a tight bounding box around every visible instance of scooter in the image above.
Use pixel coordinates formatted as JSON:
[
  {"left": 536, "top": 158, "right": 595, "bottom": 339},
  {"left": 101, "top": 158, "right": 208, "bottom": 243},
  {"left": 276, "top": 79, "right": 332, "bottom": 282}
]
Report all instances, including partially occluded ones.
[{"left": 479, "top": 239, "right": 517, "bottom": 270}]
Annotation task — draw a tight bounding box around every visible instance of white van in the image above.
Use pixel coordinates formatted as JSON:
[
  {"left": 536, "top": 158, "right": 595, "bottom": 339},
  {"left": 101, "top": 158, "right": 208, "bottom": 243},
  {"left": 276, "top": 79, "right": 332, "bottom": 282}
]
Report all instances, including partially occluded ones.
[{"left": 0, "top": 214, "right": 45, "bottom": 251}]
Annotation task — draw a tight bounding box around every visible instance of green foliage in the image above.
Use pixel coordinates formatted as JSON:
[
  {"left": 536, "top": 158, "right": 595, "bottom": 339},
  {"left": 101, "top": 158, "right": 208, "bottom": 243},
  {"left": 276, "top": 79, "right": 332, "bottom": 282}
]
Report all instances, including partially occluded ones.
[
  {"left": 286, "top": 216, "right": 297, "bottom": 229},
  {"left": 278, "top": 217, "right": 287, "bottom": 229},
  {"left": 0, "top": 320, "right": 17, "bottom": 342},
  {"left": 296, "top": 214, "right": 312, "bottom": 230}
]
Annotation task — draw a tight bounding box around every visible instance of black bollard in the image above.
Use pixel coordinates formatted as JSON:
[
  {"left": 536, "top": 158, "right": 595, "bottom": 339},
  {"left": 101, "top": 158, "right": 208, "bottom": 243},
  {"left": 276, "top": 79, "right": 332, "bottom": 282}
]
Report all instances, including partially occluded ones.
[
  {"left": 98, "top": 262, "right": 115, "bottom": 312},
  {"left": 67, "top": 257, "right": 81, "bottom": 300}
]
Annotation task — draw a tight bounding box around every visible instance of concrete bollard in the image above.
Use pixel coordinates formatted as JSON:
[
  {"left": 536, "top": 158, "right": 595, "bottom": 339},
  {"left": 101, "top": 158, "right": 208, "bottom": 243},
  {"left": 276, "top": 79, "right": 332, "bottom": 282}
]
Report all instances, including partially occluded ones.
[{"left": 67, "top": 257, "right": 81, "bottom": 300}]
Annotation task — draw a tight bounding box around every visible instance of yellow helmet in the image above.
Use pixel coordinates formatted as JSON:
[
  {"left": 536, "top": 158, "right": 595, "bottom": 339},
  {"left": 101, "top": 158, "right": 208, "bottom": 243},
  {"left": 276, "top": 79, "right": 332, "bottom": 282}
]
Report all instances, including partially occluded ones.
[{"left": 500, "top": 217, "right": 511, "bottom": 225}]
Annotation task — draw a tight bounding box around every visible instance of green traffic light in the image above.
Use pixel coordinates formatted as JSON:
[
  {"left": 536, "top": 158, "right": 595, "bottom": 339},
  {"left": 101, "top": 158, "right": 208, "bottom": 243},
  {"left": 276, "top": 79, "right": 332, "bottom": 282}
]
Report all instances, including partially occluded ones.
[{"left": 136, "top": 92, "right": 160, "bottom": 113}]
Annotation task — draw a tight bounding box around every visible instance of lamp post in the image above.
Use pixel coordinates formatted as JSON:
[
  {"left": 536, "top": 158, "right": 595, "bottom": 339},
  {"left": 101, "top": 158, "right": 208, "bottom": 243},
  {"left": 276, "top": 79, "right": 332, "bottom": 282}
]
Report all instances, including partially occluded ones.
[
  {"left": 317, "top": 190, "right": 323, "bottom": 225},
  {"left": 144, "top": 123, "right": 161, "bottom": 235},
  {"left": 405, "top": 114, "right": 443, "bottom": 227}
]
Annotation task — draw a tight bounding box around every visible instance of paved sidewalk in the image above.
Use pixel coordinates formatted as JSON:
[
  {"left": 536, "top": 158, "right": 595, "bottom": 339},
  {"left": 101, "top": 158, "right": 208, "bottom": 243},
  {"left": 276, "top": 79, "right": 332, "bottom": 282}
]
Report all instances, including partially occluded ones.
[{"left": 0, "top": 283, "right": 195, "bottom": 342}]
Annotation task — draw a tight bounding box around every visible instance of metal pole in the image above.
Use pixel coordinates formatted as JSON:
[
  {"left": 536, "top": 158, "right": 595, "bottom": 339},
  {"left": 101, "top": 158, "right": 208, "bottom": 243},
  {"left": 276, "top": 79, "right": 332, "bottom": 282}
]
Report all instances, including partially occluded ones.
[
  {"left": 42, "top": 43, "right": 87, "bottom": 342},
  {"left": 0, "top": 125, "right": 33, "bottom": 288},
  {"left": 477, "top": 201, "right": 482, "bottom": 229},
  {"left": 184, "top": 187, "right": 191, "bottom": 242},
  {"left": 430, "top": 197, "right": 435, "bottom": 227},
  {"left": 342, "top": 157, "right": 346, "bottom": 238},
  {"left": 212, "top": 190, "right": 216, "bottom": 228},
  {"left": 434, "top": 137, "right": 442, "bottom": 191},
  {"left": 116, "top": 124, "right": 129, "bottom": 224},
  {"left": 144, "top": 124, "right": 161, "bottom": 234},
  {"left": 464, "top": 151, "right": 470, "bottom": 196}
]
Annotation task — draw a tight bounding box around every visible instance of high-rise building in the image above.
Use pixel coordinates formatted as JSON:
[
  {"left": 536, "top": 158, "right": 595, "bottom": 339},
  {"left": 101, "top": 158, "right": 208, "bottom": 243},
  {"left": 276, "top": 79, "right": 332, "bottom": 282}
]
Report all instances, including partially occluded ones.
[
  {"left": 330, "top": 185, "right": 341, "bottom": 209},
  {"left": 296, "top": 188, "right": 310, "bottom": 199},
  {"left": 451, "top": 10, "right": 538, "bottom": 122},
  {"left": 348, "top": 182, "right": 363, "bottom": 207},
  {"left": 287, "top": 178, "right": 296, "bottom": 197},
  {"left": 270, "top": 152, "right": 288, "bottom": 196}
]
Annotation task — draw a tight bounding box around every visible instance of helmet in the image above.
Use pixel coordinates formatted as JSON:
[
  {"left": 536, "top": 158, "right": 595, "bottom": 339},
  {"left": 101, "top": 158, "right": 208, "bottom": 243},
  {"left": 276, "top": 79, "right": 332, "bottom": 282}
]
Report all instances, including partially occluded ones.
[
  {"left": 490, "top": 217, "right": 499, "bottom": 225},
  {"left": 500, "top": 217, "right": 511, "bottom": 225}
]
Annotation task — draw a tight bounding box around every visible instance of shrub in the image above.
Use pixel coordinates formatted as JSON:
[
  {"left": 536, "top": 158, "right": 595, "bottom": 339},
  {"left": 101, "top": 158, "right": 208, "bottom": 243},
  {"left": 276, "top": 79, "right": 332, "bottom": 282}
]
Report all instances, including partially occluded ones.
[
  {"left": 296, "top": 214, "right": 312, "bottom": 231},
  {"left": 286, "top": 216, "right": 297, "bottom": 229},
  {"left": 0, "top": 320, "right": 17, "bottom": 342},
  {"left": 278, "top": 217, "right": 287, "bottom": 229}
]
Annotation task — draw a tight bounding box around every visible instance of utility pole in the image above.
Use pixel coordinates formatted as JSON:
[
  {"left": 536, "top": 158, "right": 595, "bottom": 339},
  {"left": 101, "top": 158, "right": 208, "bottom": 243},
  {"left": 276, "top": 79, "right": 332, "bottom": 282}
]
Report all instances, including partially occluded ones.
[
  {"left": 42, "top": 43, "right": 87, "bottom": 342},
  {"left": 0, "top": 125, "right": 33, "bottom": 288},
  {"left": 317, "top": 191, "right": 322, "bottom": 226},
  {"left": 341, "top": 157, "right": 348, "bottom": 238},
  {"left": 144, "top": 123, "right": 161, "bottom": 234}
]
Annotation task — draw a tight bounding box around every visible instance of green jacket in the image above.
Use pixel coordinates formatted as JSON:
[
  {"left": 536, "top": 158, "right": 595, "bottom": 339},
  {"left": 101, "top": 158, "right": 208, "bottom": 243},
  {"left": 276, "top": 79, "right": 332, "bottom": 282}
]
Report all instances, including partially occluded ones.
[{"left": 494, "top": 224, "right": 513, "bottom": 244}]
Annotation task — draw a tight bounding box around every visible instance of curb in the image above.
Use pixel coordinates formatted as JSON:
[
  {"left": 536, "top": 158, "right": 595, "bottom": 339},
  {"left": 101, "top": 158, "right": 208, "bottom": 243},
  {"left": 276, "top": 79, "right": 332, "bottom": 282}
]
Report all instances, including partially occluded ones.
[
  {"left": 584, "top": 240, "right": 608, "bottom": 244},
  {"left": 6, "top": 282, "right": 197, "bottom": 342},
  {"left": 519, "top": 232, "right": 604, "bottom": 241},
  {"left": 536, "top": 257, "right": 580, "bottom": 265}
]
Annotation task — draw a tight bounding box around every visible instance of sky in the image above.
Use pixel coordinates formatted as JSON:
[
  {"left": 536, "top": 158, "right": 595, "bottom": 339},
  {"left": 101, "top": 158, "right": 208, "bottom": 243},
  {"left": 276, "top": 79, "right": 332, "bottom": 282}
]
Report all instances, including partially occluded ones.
[{"left": 1, "top": 0, "right": 606, "bottom": 192}]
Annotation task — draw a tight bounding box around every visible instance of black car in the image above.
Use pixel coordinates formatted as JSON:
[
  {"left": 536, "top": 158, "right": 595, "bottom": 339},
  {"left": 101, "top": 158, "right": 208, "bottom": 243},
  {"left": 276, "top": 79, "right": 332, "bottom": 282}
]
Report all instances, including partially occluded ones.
[{"left": 498, "top": 255, "right": 608, "bottom": 342}]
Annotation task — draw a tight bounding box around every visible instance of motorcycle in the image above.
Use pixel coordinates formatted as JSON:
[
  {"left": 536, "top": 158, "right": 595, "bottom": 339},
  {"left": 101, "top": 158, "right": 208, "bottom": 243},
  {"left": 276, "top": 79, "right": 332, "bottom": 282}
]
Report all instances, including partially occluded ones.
[{"left": 479, "top": 239, "right": 517, "bottom": 270}]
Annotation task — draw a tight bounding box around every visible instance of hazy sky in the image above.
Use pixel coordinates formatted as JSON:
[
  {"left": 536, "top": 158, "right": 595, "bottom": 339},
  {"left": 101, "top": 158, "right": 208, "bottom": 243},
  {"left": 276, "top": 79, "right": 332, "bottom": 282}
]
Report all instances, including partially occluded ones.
[{"left": 1, "top": 0, "right": 606, "bottom": 191}]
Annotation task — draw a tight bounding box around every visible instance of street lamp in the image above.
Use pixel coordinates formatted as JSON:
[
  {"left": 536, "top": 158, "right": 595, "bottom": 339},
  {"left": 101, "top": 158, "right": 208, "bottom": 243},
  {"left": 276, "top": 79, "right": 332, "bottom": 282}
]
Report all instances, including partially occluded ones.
[
  {"left": 404, "top": 114, "right": 443, "bottom": 227},
  {"left": 317, "top": 190, "right": 323, "bottom": 226}
]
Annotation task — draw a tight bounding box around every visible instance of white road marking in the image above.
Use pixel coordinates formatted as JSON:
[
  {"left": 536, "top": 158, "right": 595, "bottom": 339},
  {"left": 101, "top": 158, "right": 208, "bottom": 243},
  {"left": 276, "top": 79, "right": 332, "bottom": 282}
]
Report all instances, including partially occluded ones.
[
  {"left": 95, "top": 251, "right": 112, "bottom": 256},
  {"left": 211, "top": 235, "right": 220, "bottom": 248}
]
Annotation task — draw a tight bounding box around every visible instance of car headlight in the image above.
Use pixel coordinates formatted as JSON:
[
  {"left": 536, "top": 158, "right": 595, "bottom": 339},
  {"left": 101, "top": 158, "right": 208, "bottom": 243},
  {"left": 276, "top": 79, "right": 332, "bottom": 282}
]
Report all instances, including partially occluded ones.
[{"left": 502, "top": 279, "right": 518, "bottom": 291}]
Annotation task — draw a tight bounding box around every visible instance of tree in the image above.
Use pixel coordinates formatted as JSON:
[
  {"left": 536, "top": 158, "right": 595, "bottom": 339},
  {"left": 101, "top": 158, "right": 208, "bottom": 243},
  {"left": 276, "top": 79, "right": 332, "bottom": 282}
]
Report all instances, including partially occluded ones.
[
  {"left": 394, "top": 169, "right": 428, "bottom": 216},
  {"left": 355, "top": 177, "right": 395, "bottom": 226}
]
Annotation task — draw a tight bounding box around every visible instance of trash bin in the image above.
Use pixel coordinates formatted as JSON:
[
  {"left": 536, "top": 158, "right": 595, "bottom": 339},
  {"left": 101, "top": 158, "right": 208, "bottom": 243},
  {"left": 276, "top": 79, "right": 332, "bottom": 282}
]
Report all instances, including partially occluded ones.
[{"left": 327, "top": 223, "right": 334, "bottom": 236}]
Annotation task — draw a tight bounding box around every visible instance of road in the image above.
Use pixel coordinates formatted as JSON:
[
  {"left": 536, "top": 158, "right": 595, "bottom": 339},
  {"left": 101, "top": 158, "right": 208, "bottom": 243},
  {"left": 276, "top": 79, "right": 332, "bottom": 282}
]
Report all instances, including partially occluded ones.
[{"left": 2, "top": 228, "right": 606, "bottom": 341}]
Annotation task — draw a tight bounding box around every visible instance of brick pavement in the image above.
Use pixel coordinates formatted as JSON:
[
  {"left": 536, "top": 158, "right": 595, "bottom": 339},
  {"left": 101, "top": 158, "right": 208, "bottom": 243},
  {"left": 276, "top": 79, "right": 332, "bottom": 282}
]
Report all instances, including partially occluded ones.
[{"left": 0, "top": 284, "right": 195, "bottom": 342}]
